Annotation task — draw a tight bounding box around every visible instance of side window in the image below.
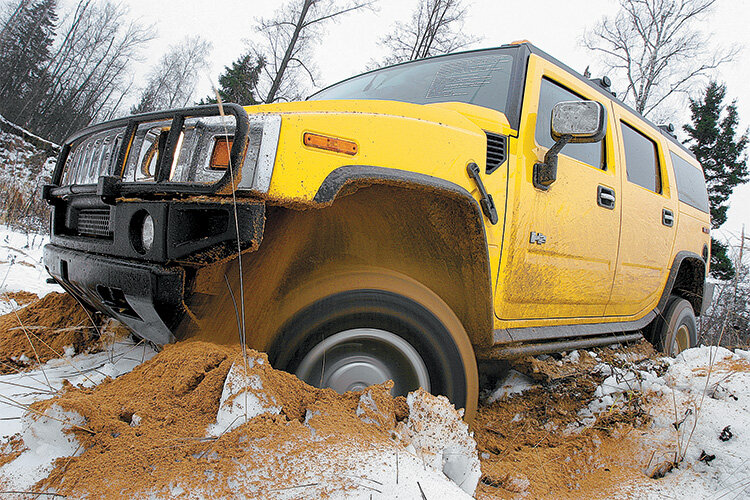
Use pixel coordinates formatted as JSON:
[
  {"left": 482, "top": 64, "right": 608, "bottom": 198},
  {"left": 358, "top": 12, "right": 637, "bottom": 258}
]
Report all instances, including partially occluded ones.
[
  {"left": 671, "top": 152, "right": 709, "bottom": 212},
  {"left": 621, "top": 122, "right": 661, "bottom": 193},
  {"left": 535, "top": 78, "right": 605, "bottom": 169}
]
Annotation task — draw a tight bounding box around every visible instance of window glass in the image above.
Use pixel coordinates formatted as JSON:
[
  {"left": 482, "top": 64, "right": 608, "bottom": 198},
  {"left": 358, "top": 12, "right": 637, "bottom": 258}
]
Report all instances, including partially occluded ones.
[
  {"left": 311, "top": 50, "right": 515, "bottom": 114},
  {"left": 535, "top": 78, "right": 605, "bottom": 169},
  {"left": 671, "top": 152, "right": 709, "bottom": 212},
  {"left": 621, "top": 122, "right": 661, "bottom": 193}
]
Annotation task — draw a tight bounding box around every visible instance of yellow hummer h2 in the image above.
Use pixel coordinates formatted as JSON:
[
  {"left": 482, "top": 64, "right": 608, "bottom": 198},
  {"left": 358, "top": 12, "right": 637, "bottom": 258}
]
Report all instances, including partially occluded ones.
[{"left": 43, "top": 42, "right": 712, "bottom": 418}]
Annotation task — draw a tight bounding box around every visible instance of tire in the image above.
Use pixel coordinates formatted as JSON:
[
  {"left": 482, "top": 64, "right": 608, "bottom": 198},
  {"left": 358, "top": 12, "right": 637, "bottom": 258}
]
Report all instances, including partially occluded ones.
[
  {"left": 269, "top": 287, "right": 477, "bottom": 418},
  {"left": 649, "top": 296, "right": 698, "bottom": 356}
]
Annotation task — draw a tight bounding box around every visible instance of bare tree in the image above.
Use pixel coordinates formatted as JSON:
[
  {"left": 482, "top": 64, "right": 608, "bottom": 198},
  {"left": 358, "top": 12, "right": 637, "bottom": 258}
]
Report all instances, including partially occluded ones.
[
  {"left": 375, "top": 0, "right": 478, "bottom": 67},
  {"left": 253, "top": 0, "right": 375, "bottom": 104},
  {"left": 700, "top": 228, "right": 750, "bottom": 348},
  {"left": 131, "top": 36, "right": 212, "bottom": 114},
  {"left": 19, "top": 0, "right": 154, "bottom": 141},
  {"left": 582, "top": 0, "right": 736, "bottom": 117}
]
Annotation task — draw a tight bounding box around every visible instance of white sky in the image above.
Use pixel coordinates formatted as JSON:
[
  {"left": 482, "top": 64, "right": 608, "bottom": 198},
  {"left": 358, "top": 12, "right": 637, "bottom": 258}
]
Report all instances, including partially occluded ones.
[{"left": 120, "top": 0, "right": 749, "bottom": 246}]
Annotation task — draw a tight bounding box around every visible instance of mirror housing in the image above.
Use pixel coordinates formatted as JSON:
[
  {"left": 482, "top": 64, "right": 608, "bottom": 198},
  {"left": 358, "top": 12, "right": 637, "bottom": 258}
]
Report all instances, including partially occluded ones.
[
  {"left": 533, "top": 100, "right": 607, "bottom": 190},
  {"left": 551, "top": 101, "right": 606, "bottom": 143}
]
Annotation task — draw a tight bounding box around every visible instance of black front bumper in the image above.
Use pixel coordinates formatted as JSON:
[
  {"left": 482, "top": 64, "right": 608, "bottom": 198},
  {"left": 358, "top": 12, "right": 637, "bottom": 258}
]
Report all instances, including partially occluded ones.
[
  {"left": 44, "top": 198, "right": 266, "bottom": 344},
  {"left": 45, "top": 244, "right": 186, "bottom": 344}
]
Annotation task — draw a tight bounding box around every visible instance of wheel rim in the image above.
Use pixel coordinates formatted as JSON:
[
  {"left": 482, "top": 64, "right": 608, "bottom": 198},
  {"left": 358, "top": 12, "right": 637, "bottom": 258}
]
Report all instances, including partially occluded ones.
[
  {"left": 673, "top": 324, "right": 691, "bottom": 354},
  {"left": 295, "top": 328, "right": 431, "bottom": 396}
]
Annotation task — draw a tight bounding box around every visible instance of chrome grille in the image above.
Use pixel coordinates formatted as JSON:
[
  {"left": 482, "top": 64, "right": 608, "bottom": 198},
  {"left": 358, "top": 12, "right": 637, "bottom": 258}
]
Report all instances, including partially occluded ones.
[
  {"left": 62, "top": 127, "right": 126, "bottom": 186},
  {"left": 77, "top": 208, "right": 112, "bottom": 238},
  {"left": 485, "top": 131, "right": 507, "bottom": 174}
]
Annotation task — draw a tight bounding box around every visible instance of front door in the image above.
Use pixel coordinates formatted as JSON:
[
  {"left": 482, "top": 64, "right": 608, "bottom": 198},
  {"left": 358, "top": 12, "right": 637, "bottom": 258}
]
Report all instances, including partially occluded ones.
[{"left": 495, "top": 56, "right": 621, "bottom": 321}]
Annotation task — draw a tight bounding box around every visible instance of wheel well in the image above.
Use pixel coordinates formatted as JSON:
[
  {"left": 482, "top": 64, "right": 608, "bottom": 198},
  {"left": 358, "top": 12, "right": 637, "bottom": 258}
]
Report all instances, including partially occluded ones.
[
  {"left": 275, "top": 183, "right": 493, "bottom": 347},
  {"left": 670, "top": 257, "right": 705, "bottom": 316},
  {"left": 185, "top": 182, "right": 493, "bottom": 352}
]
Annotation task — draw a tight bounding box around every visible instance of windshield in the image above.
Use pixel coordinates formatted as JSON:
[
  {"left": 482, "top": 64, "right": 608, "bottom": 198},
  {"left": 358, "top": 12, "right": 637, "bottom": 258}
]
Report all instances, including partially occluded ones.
[{"left": 310, "top": 48, "right": 517, "bottom": 114}]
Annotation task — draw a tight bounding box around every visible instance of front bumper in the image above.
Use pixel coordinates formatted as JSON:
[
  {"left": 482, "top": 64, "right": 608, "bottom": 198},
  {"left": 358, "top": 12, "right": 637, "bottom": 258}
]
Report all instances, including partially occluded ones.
[
  {"left": 44, "top": 198, "right": 266, "bottom": 344},
  {"left": 45, "top": 245, "right": 186, "bottom": 344}
]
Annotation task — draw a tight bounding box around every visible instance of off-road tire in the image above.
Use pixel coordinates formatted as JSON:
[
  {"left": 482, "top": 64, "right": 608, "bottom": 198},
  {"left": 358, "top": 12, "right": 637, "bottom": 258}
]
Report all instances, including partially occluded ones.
[
  {"left": 268, "top": 288, "right": 475, "bottom": 416},
  {"left": 648, "top": 296, "right": 698, "bottom": 356}
]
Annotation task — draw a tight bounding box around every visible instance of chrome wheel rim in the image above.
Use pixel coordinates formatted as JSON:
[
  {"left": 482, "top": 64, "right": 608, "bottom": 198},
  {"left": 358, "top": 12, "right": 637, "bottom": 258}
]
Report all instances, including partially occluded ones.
[
  {"left": 295, "top": 328, "right": 430, "bottom": 396},
  {"left": 673, "top": 324, "right": 690, "bottom": 354}
]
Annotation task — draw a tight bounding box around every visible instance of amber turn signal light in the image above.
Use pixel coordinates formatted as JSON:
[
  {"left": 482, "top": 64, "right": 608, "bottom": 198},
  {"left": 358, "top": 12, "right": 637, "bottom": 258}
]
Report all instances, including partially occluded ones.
[
  {"left": 209, "top": 137, "right": 233, "bottom": 170},
  {"left": 303, "top": 133, "right": 358, "bottom": 155}
]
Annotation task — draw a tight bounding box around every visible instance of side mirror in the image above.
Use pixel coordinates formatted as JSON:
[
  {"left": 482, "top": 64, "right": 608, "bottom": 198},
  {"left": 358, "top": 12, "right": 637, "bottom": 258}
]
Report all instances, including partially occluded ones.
[
  {"left": 551, "top": 101, "right": 606, "bottom": 143},
  {"left": 534, "top": 100, "right": 607, "bottom": 190}
]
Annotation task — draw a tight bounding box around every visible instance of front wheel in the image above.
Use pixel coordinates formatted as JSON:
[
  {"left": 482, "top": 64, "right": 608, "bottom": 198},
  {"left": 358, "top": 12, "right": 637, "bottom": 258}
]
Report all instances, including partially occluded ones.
[
  {"left": 269, "top": 287, "right": 477, "bottom": 419},
  {"left": 648, "top": 296, "right": 698, "bottom": 356}
]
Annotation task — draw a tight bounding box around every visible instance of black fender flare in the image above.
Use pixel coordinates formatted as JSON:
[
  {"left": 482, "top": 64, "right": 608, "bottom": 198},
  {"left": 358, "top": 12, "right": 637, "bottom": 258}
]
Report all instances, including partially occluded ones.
[{"left": 657, "top": 250, "right": 708, "bottom": 315}]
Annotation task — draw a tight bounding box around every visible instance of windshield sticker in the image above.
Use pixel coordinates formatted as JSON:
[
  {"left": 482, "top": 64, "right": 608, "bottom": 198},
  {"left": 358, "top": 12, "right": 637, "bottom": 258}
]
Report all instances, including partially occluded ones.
[{"left": 426, "top": 55, "right": 512, "bottom": 99}]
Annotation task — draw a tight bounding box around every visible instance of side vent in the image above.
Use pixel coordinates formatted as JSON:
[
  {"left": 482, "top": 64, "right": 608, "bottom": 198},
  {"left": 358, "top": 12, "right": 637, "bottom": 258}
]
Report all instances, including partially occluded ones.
[{"left": 485, "top": 131, "right": 507, "bottom": 174}]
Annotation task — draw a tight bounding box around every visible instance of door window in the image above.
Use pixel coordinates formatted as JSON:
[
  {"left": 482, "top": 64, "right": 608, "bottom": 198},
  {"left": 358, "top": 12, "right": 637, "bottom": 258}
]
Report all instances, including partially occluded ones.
[
  {"left": 535, "top": 78, "right": 605, "bottom": 169},
  {"left": 621, "top": 122, "right": 661, "bottom": 193}
]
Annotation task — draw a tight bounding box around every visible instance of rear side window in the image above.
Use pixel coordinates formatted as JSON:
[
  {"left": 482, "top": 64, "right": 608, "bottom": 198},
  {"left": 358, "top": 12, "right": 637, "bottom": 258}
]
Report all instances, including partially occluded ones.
[
  {"left": 535, "top": 78, "right": 605, "bottom": 169},
  {"left": 671, "top": 152, "right": 709, "bottom": 212},
  {"left": 621, "top": 122, "right": 661, "bottom": 193}
]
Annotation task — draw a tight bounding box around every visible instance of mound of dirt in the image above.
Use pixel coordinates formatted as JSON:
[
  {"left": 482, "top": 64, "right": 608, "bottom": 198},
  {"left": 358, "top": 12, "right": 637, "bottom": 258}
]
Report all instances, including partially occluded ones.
[
  {"left": 0, "top": 292, "right": 98, "bottom": 374},
  {"left": 5, "top": 341, "right": 478, "bottom": 498},
  {"left": 473, "top": 342, "right": 660, "bottom": 499}
]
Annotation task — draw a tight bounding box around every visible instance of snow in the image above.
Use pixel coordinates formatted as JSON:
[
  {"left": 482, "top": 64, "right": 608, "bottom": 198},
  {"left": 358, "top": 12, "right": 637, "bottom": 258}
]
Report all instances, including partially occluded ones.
[
  {"left": 0, "top": 404, "right": 85, "bottom": 491},
  {"left": 0, "top": 225, "right": 62, "bottom": 308},
  {"left": 485, "top": 368, "right": 535, "bottom": 403},
  {"left": 396, "top": 389, "right": 482, "bottom": 495},
  {"left": 207, "top": 355, "right": 281, "bottom": 437},
  {"left": 584, "top": 345, "right": 750, "bottom": 499},
  {"left": 0, "top": 339, "right": 157, "bottom": 438}
]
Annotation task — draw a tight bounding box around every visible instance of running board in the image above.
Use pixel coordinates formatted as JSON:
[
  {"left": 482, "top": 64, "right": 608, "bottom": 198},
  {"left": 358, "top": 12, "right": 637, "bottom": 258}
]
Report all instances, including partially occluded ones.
[
  {"left": 479, "top": 332, "right": 644, "bottom": 359},
  {"left": 493, "top": 310, "right": 656, "bottom": 344}
]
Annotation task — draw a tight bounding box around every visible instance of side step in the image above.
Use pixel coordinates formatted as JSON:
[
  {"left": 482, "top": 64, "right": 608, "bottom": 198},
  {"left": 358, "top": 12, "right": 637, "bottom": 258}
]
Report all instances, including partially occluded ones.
[{"left": 478, "top": 332, "right": 644, "bottom": 359}]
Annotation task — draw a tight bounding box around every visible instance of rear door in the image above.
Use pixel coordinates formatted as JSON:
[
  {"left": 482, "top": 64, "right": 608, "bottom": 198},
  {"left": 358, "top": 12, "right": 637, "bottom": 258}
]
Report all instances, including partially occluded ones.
[
  {"left": 606, "top": 107, "right": 678, "bottom": 317},
  {"left": 494, "top": 55, "right": 621, "bottom": 320}
]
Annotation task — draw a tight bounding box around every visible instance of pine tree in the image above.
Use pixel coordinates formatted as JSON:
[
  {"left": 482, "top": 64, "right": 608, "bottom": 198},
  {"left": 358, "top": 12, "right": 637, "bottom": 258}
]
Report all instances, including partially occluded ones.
[
  {"left": 201, "top": 54, "right": 265, "bottom": 106},
  {"left": 0, "top": 0, "right": 57, "bottom": 122},
  {"left": 684, "top": 81, "right": 749, "bottom": 279}
]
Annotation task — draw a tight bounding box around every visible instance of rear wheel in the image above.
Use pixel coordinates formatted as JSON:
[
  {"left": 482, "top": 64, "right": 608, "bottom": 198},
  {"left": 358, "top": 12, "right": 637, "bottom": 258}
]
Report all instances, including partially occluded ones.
[
  {"left": 648, "top": 296, "right": 698, "bottom": 356},
  {"left": 269, "top": 287, "right": 477, "bottom": 418}
]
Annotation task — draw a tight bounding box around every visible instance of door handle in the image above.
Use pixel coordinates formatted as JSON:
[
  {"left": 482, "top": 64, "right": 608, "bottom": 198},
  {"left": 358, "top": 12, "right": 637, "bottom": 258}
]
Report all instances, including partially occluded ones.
[
  {"left": 662, "top": 208, "right": 674, "bottom": 227},
  {"left": 597, "top": 185, "right": 616, "bottom": 209}
]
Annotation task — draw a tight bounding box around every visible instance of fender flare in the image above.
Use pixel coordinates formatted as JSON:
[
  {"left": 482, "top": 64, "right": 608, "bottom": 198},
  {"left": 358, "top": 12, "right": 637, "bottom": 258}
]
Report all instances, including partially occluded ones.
[{"left": 657, "top": 250, "right": 707, "bottom": 315}]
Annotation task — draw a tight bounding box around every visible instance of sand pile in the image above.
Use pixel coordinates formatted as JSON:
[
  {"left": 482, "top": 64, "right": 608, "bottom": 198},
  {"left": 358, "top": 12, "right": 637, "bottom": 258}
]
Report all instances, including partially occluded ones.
[
  {"left": 0, "top": 292, "right": 100, "bottom": 374},
  {"left": 0, "top": 341, "right": 480, "bottom": 498}
]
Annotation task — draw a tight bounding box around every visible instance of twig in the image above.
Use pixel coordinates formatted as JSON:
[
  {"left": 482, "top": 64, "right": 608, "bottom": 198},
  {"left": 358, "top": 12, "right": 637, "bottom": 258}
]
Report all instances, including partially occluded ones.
[
  {"left": 12, "top": 305, "right": 51, "bottom": 389},
  {"left": 417, "top": 481, "right": 427, "bottom": 500},
  {"left": 0, "top": 492, "right": 65, "bottom": 498}
]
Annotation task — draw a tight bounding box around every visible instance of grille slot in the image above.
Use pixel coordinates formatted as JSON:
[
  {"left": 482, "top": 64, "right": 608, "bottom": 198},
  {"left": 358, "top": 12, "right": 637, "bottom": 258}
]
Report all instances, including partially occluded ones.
[
  {"left": 77, "top": 208, "right": 112, "bottom": 238},
  {"left": 485, "top": 131, "right": 507, "bottom": 174}
]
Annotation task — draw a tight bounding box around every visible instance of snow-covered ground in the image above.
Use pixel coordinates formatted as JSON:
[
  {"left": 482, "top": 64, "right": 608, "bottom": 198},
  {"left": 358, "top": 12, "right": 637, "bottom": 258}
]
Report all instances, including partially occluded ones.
[
  {"left": 0, "top": 224, "right": 62, "bottom": 312},
  {"left": 0, "top": 339, "right": 158, "bottom": 491}
]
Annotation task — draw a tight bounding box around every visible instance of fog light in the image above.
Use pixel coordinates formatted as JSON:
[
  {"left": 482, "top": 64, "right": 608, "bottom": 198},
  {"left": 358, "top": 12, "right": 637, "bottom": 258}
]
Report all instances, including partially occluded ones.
[
  {"left": 130, "top": 210, "right": 155, "bottom": 254},
  {"left": 141, "top": 214, "right": 154, "bottom": 252}
]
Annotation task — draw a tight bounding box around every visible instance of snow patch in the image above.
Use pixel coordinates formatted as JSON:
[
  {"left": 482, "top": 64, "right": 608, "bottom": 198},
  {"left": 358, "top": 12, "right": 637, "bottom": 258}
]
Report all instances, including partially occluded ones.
[
  {"left": 0, "top": 404, "right": 83, "bottom": 491},
  {"left": 397, "top": 389, "right": 481, "bottom": 495}
]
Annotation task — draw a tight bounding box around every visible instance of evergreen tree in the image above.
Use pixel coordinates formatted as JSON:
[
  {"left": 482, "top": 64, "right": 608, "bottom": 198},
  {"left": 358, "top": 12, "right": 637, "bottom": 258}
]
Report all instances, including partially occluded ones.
[
  {"left": 0, "top": 0, "right": 57, "bottom": 122},
  {"left": 684, "top": 81, "right": 749, "bottom": 279},
  {"left": 201, "top": 54, "right": 265, "bottom": 106}
]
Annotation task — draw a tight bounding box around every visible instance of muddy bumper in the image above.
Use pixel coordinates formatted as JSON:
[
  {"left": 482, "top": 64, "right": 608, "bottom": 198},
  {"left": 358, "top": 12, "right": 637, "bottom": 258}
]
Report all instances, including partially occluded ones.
[{"left": 44, "top": 245, "right": 187, "bottom": 344}]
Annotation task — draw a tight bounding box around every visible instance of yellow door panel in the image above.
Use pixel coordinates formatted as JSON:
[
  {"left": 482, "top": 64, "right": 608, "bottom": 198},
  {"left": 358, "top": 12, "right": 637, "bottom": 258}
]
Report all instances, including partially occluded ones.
[
  {"left": 606, "top": 108, "right": 678, "bottom": 316},
  {"left": 494, "top": 56, "right": 621, "bottom": 320}
]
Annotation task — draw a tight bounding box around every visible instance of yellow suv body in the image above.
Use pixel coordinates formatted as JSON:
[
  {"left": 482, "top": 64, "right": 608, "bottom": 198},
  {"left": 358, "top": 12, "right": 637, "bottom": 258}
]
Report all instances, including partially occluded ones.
[{"left": 43, "top": 42, "right": 712, "bottom": 418}]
